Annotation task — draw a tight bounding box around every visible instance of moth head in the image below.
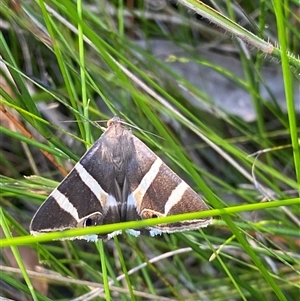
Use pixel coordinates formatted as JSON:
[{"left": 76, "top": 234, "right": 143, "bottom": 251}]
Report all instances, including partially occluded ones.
[{"left": 78, "top": 212, "right": 103, "bottom": 228}]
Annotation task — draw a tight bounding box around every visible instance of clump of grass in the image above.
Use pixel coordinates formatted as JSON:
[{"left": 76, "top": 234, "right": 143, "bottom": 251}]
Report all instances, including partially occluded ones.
[{"left": 0, "top": 1, "right": 299, "bottom": 300}]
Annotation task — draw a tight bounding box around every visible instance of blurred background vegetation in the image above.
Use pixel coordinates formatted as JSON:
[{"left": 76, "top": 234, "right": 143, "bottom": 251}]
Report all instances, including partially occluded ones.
[{"left": 0, "top": 0, "right": 299, "bottom": 300}]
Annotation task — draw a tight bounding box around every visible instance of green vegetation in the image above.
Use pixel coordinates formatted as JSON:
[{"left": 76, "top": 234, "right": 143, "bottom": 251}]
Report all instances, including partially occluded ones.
[{"left": 0, "top": 1, "right": 299, "bottom": 300}]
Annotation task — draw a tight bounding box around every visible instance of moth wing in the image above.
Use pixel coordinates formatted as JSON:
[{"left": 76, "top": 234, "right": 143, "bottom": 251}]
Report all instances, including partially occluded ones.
[
  {"left": 125, "top": 134, "right": 212, "bottom": 236},
  {"left": 30, "top": 132, "right": 121, "bottom": 240}
]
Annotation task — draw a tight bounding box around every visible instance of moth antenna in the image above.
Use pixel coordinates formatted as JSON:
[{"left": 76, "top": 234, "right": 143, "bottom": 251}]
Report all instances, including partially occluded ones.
[
  {"left": 62, "top": 119, "right": 109, "bottom": 130},
  {"left": 118, "top": 119, "right": 164, "bottom": 140}
]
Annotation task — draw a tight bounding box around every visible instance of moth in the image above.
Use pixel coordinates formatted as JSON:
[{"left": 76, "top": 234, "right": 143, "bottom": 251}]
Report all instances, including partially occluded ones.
[{"left": 30, "top": 117, "right": 212, "bottom": 241}]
